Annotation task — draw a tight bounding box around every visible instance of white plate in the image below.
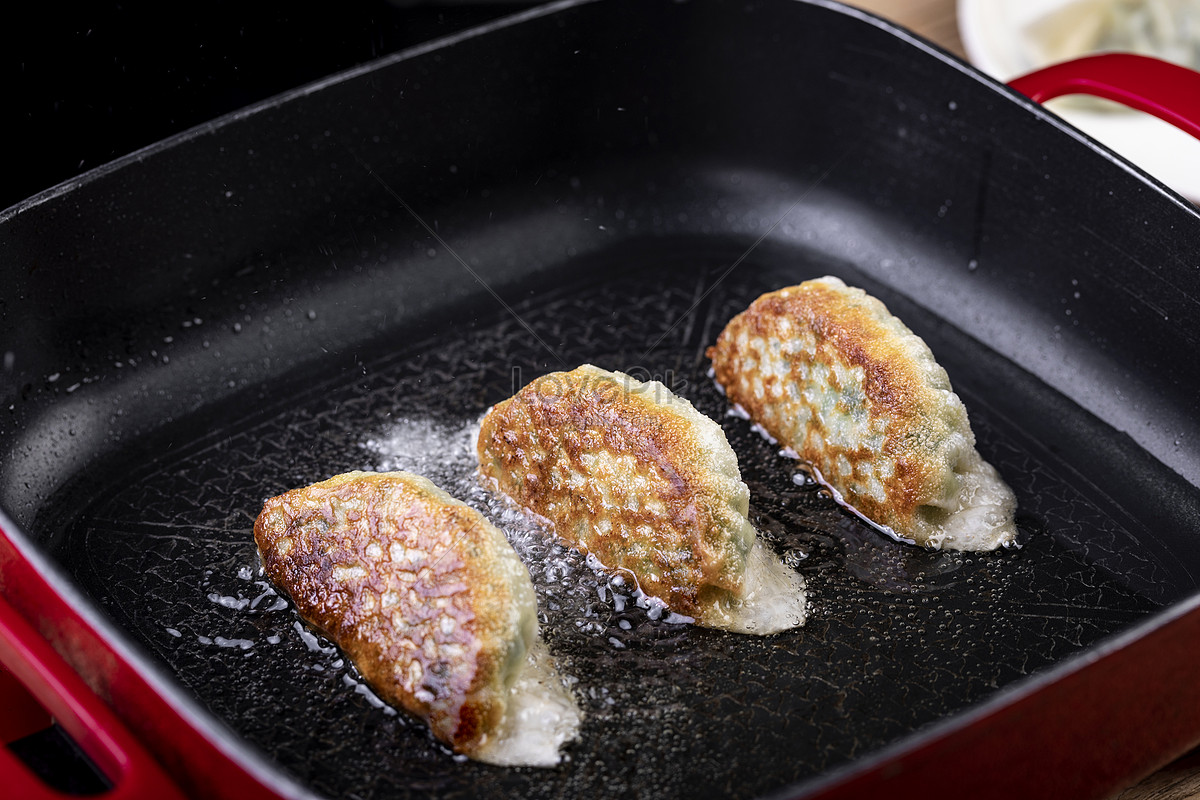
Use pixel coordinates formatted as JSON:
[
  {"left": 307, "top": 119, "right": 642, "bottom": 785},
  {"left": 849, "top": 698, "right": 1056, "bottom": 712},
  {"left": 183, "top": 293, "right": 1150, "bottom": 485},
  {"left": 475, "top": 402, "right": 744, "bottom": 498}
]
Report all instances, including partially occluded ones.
[{"left": 958, "top": 0, "right": 1200, "bottom": 202}]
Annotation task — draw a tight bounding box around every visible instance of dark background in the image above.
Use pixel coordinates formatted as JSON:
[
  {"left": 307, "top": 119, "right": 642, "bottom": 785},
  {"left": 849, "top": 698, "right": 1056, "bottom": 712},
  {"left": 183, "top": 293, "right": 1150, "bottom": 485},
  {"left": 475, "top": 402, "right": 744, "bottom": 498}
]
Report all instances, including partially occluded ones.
[{"left": 4, "top": 1, "right": 542, "bottom": 212}]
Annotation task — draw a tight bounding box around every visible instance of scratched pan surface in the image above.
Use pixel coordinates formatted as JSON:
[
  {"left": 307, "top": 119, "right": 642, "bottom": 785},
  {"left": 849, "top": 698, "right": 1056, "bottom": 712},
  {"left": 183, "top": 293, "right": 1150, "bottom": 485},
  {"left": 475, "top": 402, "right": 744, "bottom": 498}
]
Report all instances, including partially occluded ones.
[{"left": 4, "top": 1, "right": 1200, "bottom": 799}]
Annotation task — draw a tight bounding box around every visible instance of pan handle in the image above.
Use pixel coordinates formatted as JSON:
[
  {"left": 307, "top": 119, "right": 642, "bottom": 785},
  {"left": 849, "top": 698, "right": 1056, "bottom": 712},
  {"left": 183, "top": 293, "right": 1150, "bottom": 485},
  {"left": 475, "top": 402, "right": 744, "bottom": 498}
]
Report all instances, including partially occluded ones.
[
  {"left": 0, "top": 593, "right": 185, "bottom": 800},
  {"left": 1008, "top": 53, "right": 1200, "bottom": 141}
]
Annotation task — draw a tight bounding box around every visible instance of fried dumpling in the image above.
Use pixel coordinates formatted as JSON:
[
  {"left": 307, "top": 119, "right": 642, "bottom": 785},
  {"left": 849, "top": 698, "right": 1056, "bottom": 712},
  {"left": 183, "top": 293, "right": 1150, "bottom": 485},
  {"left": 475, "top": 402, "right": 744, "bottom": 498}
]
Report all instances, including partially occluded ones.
[
  {"left": 476, "top": 364, "right": 807, "bottom": 635},
  {"left": 707, "top": 276, "right": 1017, "bottom": 551},
  {"left": 253, "top": 470, "right": 580, "bottom": 766}
]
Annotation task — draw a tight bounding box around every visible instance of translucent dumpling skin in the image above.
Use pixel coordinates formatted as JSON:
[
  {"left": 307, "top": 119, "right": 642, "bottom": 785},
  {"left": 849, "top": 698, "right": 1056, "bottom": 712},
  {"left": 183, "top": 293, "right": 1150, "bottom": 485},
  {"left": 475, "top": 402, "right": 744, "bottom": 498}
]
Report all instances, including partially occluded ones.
[
  {"left": 254, "top": 470, "right": 579, "bottom": 766},
  {"left": 477, "top": 365, "right": 806, "bottom": 634},
  {"left": 708, "top": 277, "right": 1018, "bottom": 551}
]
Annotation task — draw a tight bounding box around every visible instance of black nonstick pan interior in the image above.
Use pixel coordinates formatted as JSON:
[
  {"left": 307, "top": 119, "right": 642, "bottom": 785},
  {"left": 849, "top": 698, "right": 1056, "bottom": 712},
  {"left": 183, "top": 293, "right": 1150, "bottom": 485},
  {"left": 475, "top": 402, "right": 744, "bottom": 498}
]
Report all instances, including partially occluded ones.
[{"left": 4, "top": 1, "right": 1200, "bottom": 798}]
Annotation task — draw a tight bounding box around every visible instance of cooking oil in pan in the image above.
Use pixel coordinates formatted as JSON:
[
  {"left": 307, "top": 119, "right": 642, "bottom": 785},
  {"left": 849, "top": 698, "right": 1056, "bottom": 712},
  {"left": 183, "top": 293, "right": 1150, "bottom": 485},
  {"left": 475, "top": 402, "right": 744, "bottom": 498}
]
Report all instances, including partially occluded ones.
[{"left": 57, "top": 314, "right": 1179, "bottom": 798}]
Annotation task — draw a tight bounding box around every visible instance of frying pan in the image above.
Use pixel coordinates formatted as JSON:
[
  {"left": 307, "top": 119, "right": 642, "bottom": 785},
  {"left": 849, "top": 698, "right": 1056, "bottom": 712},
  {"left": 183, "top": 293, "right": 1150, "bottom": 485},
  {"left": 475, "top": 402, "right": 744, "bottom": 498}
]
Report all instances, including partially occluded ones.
[{"left": 4, "top": 1, "right": 1200, "bottom": 798}]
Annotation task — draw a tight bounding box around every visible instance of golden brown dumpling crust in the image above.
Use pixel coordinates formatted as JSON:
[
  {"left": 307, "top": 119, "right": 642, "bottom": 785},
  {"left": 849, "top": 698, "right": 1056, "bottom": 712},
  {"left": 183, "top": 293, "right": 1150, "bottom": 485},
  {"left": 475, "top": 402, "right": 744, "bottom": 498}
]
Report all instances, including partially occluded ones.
[
  {"left": 477, "top": 365, "right": 754, "bottom": 623},
  {"left": 254, "top": 470, "right": 535, "bottom": 758},
  {"left": 707, "top": 277, "right": 1012, "bottom": 548}
]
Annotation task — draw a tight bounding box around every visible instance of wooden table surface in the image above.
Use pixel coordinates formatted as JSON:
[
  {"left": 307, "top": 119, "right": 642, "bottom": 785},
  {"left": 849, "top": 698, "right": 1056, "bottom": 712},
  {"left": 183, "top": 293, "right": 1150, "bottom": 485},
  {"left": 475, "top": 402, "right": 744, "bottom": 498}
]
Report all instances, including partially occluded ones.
[{"left": 841, "top": 2, "right": 1200, "bottom": 799}]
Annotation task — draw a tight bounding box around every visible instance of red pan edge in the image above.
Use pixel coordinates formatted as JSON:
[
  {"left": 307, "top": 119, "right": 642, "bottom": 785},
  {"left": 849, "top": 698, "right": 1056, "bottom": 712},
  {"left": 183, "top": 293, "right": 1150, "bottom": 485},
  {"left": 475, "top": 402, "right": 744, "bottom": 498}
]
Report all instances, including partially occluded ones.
[
  {"left": 6, "top": 507, "right": 1200, "bottom": 800},
  {"left": 0, "top": 514, "right": 308, "bottom": 800}
]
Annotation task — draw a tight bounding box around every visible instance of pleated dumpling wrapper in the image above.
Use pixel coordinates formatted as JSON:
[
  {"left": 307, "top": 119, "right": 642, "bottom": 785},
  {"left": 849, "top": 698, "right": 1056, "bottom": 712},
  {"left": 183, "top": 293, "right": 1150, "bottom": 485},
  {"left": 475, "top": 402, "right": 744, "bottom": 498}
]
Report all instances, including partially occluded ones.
[
  {"left": 707, "top": 276, "right": 1017, "bottom": 551},
  {"left": 254, "top": 470, "right": 581, "bottom": 766},
  {"left": 476, "top": 364, "right": 807, "bottom": 635}
]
